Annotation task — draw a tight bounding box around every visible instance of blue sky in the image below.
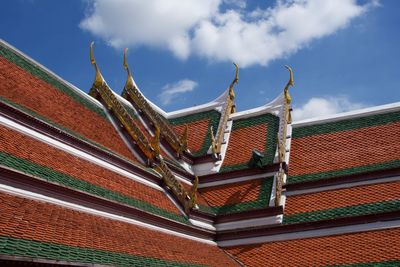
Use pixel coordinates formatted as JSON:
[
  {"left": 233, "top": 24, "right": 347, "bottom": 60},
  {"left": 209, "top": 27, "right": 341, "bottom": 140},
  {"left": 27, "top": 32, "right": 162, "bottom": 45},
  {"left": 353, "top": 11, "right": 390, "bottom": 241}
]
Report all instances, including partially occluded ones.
[{"left": 1, "top": 0, "right": 399, "bottom": 120}]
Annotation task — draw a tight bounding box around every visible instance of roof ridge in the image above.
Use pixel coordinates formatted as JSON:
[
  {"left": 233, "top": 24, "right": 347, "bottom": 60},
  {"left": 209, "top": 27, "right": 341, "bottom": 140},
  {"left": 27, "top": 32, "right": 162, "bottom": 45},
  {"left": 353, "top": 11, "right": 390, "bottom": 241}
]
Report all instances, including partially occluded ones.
[{"left": 293, "top": 101, "right": 400, "bottom": 127}]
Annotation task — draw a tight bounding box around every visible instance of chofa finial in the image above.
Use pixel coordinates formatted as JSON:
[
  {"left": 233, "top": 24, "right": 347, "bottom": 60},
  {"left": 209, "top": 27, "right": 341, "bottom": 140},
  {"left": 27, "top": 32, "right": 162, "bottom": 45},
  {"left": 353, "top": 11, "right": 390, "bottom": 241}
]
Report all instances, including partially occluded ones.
[
  {"left": 229, "top": 62, "right": 239, "bottom": 99},
  {"left": 90, "top": 42, "right": 104, "bottom": 86},
  {"left": 123, "top": 48, "right": 134, "bottom": 88},
  {"left": 284, "top": 65, "right": 294, "bottom": 104}
]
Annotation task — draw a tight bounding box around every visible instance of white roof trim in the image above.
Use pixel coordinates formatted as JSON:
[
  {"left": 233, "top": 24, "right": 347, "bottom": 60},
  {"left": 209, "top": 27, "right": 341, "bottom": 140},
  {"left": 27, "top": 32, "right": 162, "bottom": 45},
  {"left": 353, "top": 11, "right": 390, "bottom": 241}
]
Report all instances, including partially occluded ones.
[
  {"left": 0, "top": 183, "right": 216, "bottom": 245},
  {"left": 166, "top": 89, "right": 228, "bottom": 118},
  {"left": 293, "top": 101, "right": 400, "bottom": 128},
  {"left": 0, "top": 39, "right": 102, "bottom": 108},
  {"left": 129, "top": 74, "right": 228, "bottom": 119},
  {"left": 218, "top": 220, "right": 400, "bottom": 247},
  {"left": 230, "top": 93, "right": 284, "bottom": 121}
]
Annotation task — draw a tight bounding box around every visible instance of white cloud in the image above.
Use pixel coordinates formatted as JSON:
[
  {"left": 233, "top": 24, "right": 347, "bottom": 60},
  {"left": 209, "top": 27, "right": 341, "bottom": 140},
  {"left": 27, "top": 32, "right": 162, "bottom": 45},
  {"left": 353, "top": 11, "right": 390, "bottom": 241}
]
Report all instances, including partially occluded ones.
[
  {"left": 80, "top": 0, "right": 377, "bottom": 67},
  {"left": 293, "top": 96, "right": 368, "bottom": 121},
  {"left": 158, "top": 79, "right": 198, "bottom": 105}
]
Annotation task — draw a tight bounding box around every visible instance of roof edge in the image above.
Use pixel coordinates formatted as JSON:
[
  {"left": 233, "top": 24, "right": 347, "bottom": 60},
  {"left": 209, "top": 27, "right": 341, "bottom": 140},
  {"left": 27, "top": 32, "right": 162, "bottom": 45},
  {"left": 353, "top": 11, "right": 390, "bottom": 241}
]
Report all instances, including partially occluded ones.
[
  {"left": 0, "top": 39, "right": 103, "bottom": 109},
  {"left": 230, "top": 93, "right": 284, "bottom": 121},
  {"left": 164, "top": 88, "right": 229, "bottom": 119},
  {"left": 293, "top": 101, "right": 400, "bottom": 128}
]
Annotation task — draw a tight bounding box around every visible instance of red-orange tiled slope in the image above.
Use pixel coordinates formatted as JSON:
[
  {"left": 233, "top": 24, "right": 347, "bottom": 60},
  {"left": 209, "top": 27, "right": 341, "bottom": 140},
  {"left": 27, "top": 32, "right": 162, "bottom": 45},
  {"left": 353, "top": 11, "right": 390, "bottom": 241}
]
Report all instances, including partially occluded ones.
[
  {"left": 221, "top": 113, "right": 279, "bottom": 172},
  {"left": 0, "top": 192, "right": 238, "bottom": 267},
  {"left": 0, "top": 126, "right": 184, "bottom": 222},
  {"left": 198, "top": 178, "right": 273, "bottom": 215},
  {"left": 0, "top": 43, "right": 136, "bottom": 162},
  {"left": 289, "top": 111, "right": 400, "bottom": 184},
  {"left": 285, "top": 181, "right": 400, "bottom": 216},
  {"left": 169, "top": 110, "right": 220, "bottom": 156},
  {"left": 226, "top": 228, "right": 400, "bottom": 267},
  {"left": 201, "top": 180, "right": 264, "bottom": 207}
]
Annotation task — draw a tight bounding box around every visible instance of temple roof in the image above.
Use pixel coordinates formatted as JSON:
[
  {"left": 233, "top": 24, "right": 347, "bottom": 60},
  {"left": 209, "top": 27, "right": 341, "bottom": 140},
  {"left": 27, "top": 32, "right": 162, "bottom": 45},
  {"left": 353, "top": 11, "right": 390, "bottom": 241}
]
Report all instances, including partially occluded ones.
[{"left": 1, "top": 39, "right": 399, "bottom": 266}]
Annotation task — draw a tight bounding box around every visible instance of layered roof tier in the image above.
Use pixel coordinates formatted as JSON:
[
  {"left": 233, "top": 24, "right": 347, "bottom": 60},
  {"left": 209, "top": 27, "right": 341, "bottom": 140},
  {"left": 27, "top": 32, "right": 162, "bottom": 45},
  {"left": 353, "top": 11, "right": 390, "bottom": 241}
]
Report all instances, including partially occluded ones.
[{"left": 1, "top": 38, "right": 399, "bottom": 266}]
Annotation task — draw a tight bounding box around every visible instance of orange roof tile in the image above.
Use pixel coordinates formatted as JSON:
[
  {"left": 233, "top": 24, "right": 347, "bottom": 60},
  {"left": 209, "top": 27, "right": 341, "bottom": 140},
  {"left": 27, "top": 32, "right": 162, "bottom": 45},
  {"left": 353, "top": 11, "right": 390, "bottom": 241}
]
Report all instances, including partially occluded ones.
[
  {"left": 0, "top": 51, "right": 136, "bottom": 162},
  {"left": 0, "top": 192, "right": 238, "bottom": 267},
  {"left": 198, "top": 178, "right": 273, "bottom": 215},
  {"left": 289, "top": 112, "right": 400, "bottom": 184},
  {"left": 221, "top": 114, "right": 279, "bottom": 172},
  {"left": 0, "top": 126, "right": 182, "bottom": 220},
  {"left": 226, "top": 228, "right": 400, "bottom": 266},
  {"left": 285, "top": 181, "right": 400, "bottom": 216}
]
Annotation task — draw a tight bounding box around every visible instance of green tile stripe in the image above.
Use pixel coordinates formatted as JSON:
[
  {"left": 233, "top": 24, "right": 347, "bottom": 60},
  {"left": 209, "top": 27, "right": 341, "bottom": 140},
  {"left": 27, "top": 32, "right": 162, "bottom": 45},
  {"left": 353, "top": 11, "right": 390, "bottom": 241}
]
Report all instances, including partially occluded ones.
[
  {"left": 169, "top": 110, "right": 221, "bottom": 156},
  {"left": 326, "top": 260, "right": 400, "bottom": 267},
  {"left": 283, "top": 200, "right": 400, "bottom": 224},
  {"left": 0, "top": 96, "right": 149, "bottom": 169},
  {"left": 288, "top": 160, "right": 400, "bottom": 185},
  {"left": 293, "top": 110, "right": 400, "bottom": 138},
  {"left": 220, "top": 113, "right": 279, "bottom": 173},
  {"left": 0, "top": 152, "right": 188, "bottom": 224},
  {"left": 198, "top": 178, "right": 273, "bottom": 215},
  {"left": 0, "top": 236, "right": 204, "bottom": 267},
  {"left": 0, "top": 43, "right": 106, "bottom": 118}
]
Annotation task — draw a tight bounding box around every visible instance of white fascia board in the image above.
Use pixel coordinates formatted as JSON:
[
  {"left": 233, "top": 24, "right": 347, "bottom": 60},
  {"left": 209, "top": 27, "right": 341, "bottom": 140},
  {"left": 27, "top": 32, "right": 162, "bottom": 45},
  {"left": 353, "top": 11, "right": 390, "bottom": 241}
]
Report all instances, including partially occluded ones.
[
  {"left": 293, "top": 101, "right": 400, "bottom": 128},
  {"left": 166, "top": 89, "right": 228, "bottom": 119},
  {"left": 285, "top": 175, "right": 400, "bottom": 196},
  {"left": 218, "top": 220, "right": 400, "bottom": 247},
  {"left": 198, "top": 171, "right": 276, "bottom": 188},
  {"left": 0, "top": 39, "right": 102, "bottom": 108},
  {"left": 230, "top": 93, "right": 284, "bottom": 121},
  {"left": 128, "top": 75, "right": 228, "bottom": 119},
  {"left": 193, "top": 162, "right": 219, "bottom": 177},
  {"left": 215, "top": 215, "right": 282, "bottom": 231},
  {"left": 189, "top": 219, "right": 216, "bottom": 231},
  {"left": 0, "top": 183, "right": 216, "bottom": 245}
]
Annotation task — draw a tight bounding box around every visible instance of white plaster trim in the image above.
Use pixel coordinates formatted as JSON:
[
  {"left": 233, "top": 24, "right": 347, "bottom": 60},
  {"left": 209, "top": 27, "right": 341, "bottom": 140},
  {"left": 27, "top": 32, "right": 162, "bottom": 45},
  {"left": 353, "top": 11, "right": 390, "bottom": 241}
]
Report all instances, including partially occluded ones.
[
  {"left": 192, "top": 162, "right": 217, "bottom": 177},
  {"left": 166, "top": 89, "right": 228, "bottom": 119},
  {"left": 269, "top": 173, "right": 278, "bottom": 207},
  {"left": 189, "top": 219, "right": 216, "bottom": 231},
  {"left": 230, "top": 93, "right": 284, "bottom": 120},
  {"left": 0, "top": 39, "right": 102, "bottom": 108},
  {"left": 0, "top": 183, "right": 216, "bottom": 245},
  {"left": 293, "top": 101, "right": 400, "bottom": 128},
  {"left": 215, "top": 215, "right": 282, "bottom": 231},
  {"left": 286, "top": 176, "right": 400, "bottom": 196},
  {"left": 129, "top": 74, "right": 227, "bottom": 119},
  {"left": 218, "top": 220, "right": 400, "bottom": 247},
  {"left": 0, "top": 115, "right": 161, "bottom": 191},
  {"left": 198, "top": 172, "right": 276, "bottom": 188}
]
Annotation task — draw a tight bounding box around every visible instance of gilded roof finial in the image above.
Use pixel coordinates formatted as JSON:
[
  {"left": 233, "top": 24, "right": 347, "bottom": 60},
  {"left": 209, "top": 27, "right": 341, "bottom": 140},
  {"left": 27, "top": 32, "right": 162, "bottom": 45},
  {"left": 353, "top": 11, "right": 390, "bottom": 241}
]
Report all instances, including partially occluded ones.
[
  {"left": 90, "top": 42, "right": 104, "bottom": 86},
  {"left": 190, "top": 176, "right": 199, "bottom": 208},
  {"left": 229, "top": 62, "right": 239, "bottom": 100},
  {"left": 284, "top": 65, "right": 294, "bottom": 104},
  {"left": 123, "top": 48, "right": 134, "bottom": 88}
]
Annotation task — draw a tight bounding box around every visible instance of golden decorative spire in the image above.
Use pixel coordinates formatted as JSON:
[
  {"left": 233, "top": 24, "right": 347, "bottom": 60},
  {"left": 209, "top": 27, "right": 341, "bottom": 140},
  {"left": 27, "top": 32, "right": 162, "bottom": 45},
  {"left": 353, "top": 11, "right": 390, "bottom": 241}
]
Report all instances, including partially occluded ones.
[
  {"left": 152, "top": 125, "right": 161, "bottom": 156},
  {"left": 284, "top": 65, "right": 294, "bottom": 104},
  {"left": 210, "top": 125, "right": 217, "bottom": 154},
  {"left": 179, "top": 124, "right": 188, "bottom": 152},
  {"left": 123, "top": 48, "right": 134, "bottom": 88},
  {"left": 190, "top": 176, "right": 199, "bottom": 208},
  {"left": 89, "top": 42, "right": 104, "bottom": 86},
  {"left": 229, "top": 62, "right": 239, "bottom": 100}
]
